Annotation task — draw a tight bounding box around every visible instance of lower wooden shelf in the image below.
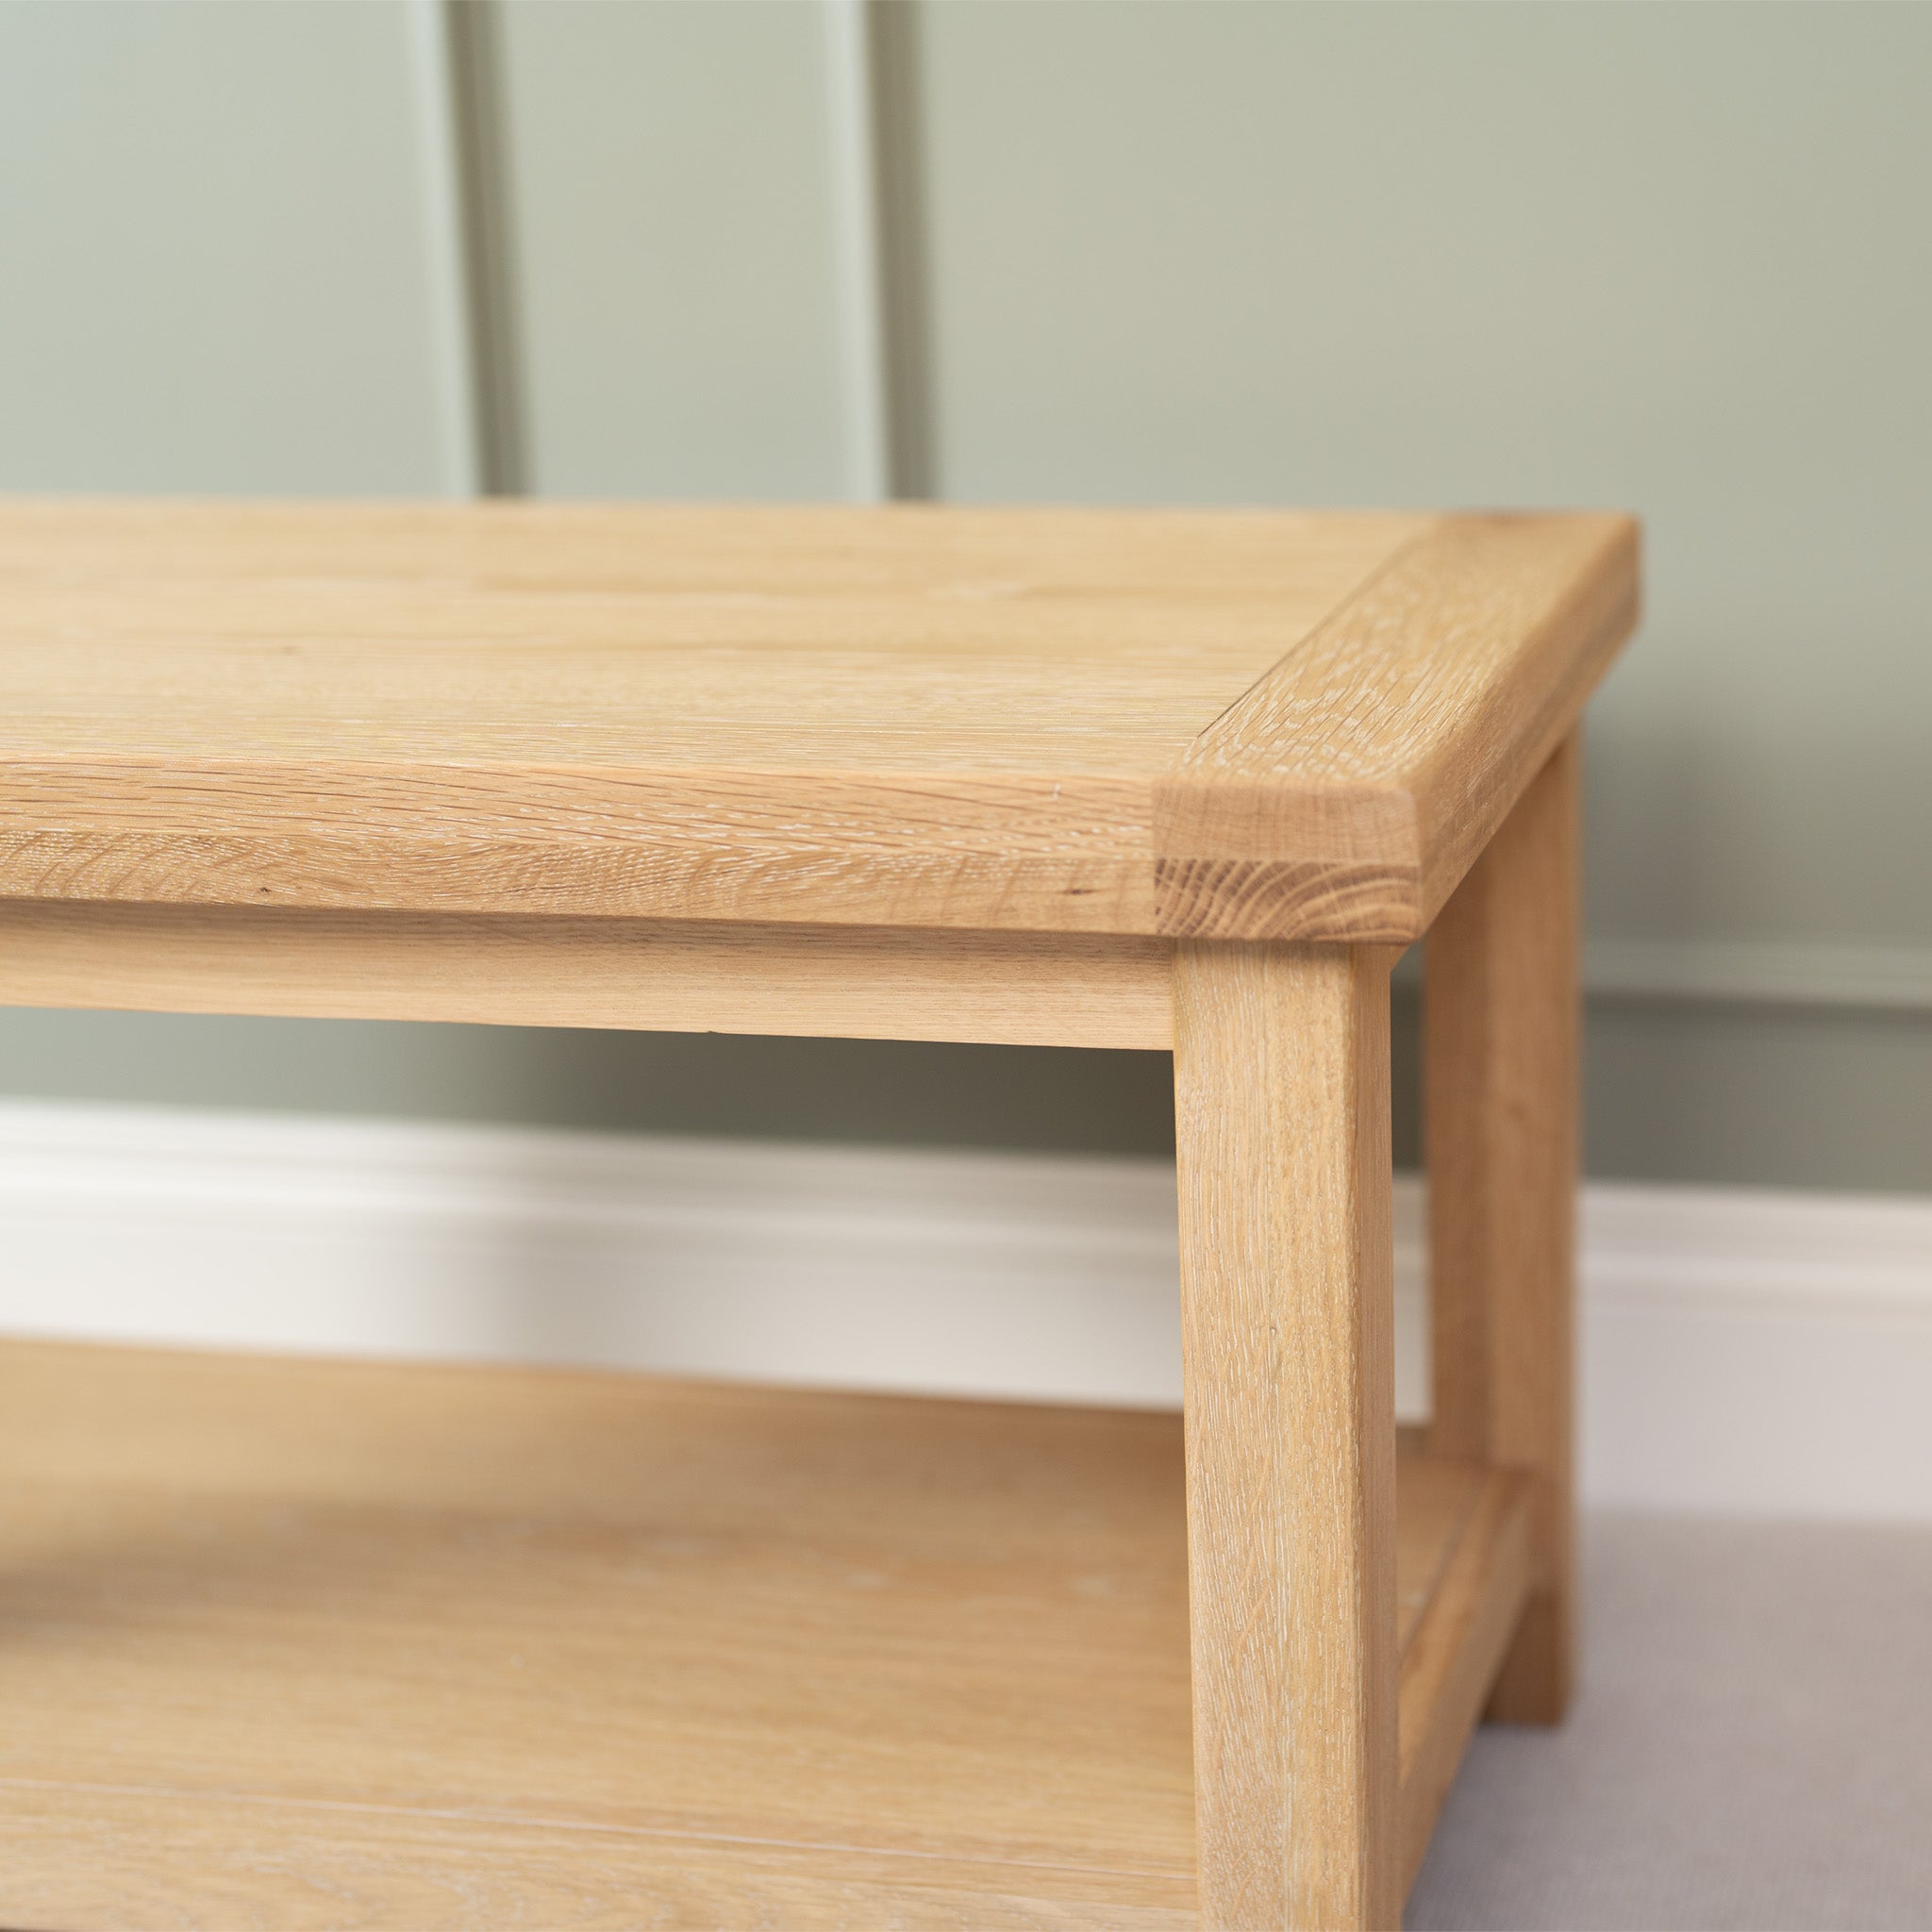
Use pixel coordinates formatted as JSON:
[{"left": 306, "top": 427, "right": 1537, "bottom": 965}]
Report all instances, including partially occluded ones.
[{"left": 0, "top": 1341, "right": 1531, "bottom": 1930}]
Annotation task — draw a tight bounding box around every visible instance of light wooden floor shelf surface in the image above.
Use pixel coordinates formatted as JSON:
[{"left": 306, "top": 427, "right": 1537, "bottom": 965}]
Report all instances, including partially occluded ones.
[{"left": 0, "top": 1342, "right": 1529, "bottom": 1931}]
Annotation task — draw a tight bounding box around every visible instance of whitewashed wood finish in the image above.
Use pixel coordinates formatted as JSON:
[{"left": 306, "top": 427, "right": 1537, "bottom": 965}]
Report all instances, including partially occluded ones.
[
  {"left": 0, "top": 501, "right": 1634, "bottom": 941},
  {"left": 0, "top": 899, "right": 1173, "bottom": 1049},
  {"left": 0, "top": 494, "right": 1640, "bottom": 1918},
  {"left": 1394, "top": 1460, "right": 1533, "bottom": 1892},
  {"left": 1426, "top": 737, "right": 1581, "bottom": 1720},
  {"left": 0, "top": 1341, "right": 1518, "bottom": 1929},
  {"left": 1157, "top": 517, "right": 1634, "bottom": 940},
  {"left": 1174, "top": 942, "right": 1400, "bottom": 1929}
]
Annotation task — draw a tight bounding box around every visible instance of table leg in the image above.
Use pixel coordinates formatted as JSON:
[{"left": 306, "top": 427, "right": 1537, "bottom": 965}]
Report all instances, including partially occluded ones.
[
  {"left": 1425, "top": 733, "right": 1581, "bottom": 1723},
  {"left": 1174, "top": 941, "right": 1400, "bottom": 1931}
]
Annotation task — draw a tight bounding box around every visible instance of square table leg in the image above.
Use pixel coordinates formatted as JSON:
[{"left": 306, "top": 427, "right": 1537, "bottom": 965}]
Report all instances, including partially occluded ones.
[
  {"left": 1174, "top": 940, "right": 1401, "bottom": 1931},
  {"left": 1425, "top": 733, "right": 1581, "bottom": 1722}
]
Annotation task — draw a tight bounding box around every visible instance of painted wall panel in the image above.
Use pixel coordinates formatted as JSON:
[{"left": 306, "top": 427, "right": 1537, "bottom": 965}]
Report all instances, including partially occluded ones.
[
  {"left": 0, "top": 0, "right": 449, "bottom": 492},
  {"left": 1587, "top": 999, "right": 1932, "bottom": 1195},
  {"left": 492, "top": 0, "right": 851, "bottom": 497}
]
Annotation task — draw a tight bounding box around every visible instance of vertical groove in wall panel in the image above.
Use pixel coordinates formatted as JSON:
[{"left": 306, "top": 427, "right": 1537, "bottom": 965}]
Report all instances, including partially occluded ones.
[
  {"left": 823, "top": 0, "right": 891, "bottom": 502},
  {"left": 865, "top": 0, "right": 937, "bottom": 499},
  {"left": 439, "top": 0, "right": 525, "bottom": 496},
  {"left": 403, "top": 0, "right": 483, "bottom": 496}
]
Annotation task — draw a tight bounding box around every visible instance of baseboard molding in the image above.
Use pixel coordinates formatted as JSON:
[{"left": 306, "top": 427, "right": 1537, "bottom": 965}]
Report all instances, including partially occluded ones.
[{"left": 1, "top": 1099, "right": 1927, "bottom": 1522}]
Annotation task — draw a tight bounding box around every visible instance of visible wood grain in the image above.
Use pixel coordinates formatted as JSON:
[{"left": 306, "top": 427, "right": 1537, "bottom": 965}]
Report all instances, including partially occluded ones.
[
  {"left": 0, "top": 500, "right": 1635, "bottom": 939},
  {"left": 0, "top": 1342, "right": 1198, "bottom": 1925},
  {"left": 1156, "top": 513, "right": 1636, "bottom": 939},
  {"left": 1174, "top": 943, "right": 1400, "bottom": 1930},
  {"left": 0, "top": 1341, "right": 1528, "bottom": 1929},
  {"left": 0, "top": 897, "right": 1174, "bottom": 1048},
  {"left": 0, "top": 499, "right": 1419, "bottom": 934},
  {"left": 1425, "top": 735, "right": 1581, "bottom": 1721},
  {"left": 1394, "top": 1468, "right": 1534, "bottom": 1894},
  {"left": 0, "top": 497, "right": 1621, "bottom": 1918},
  {"left": 0, "top": 1790, "right": 1199, "bottom": 1932}
]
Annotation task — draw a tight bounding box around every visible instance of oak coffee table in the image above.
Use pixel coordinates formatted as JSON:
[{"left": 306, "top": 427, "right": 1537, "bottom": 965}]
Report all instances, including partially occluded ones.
[{"left": 0, "top": 502, "right": 1637, "bottom": 1929}]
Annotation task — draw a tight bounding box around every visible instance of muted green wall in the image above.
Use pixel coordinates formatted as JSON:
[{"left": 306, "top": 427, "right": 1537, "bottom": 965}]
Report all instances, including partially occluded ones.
[
  {"left": 493, "top": 0, "right": 852, "bottom": 497},
  {"left": 0, "top": 1, "right": 447, "bottom": 491},
  {"left": 2, "top": 0, "right": 1928, "bottom": 1196}
]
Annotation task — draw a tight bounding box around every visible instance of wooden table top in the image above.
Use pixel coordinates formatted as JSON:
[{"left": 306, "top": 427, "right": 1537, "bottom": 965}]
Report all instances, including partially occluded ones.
[{"left": 0, "top": 500, "right": 1637, "bottom": 941}]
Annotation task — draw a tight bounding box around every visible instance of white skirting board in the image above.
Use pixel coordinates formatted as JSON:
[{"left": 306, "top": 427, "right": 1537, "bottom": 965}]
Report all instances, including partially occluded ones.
[{"left": 1, "top": 1099, "right": 1927, "bottom": 1523}]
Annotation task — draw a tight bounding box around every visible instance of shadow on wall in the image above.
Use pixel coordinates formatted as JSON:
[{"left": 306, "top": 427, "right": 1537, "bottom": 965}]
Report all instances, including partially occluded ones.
[{"left": 0, "top": 993, "right": 1429, "bottom": 1167}]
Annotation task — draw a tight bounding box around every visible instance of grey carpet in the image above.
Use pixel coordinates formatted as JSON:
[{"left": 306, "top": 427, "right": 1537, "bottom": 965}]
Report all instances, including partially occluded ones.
[{"left": 1407, "top": 1512, "right": 1932, "bottom": 1930}]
